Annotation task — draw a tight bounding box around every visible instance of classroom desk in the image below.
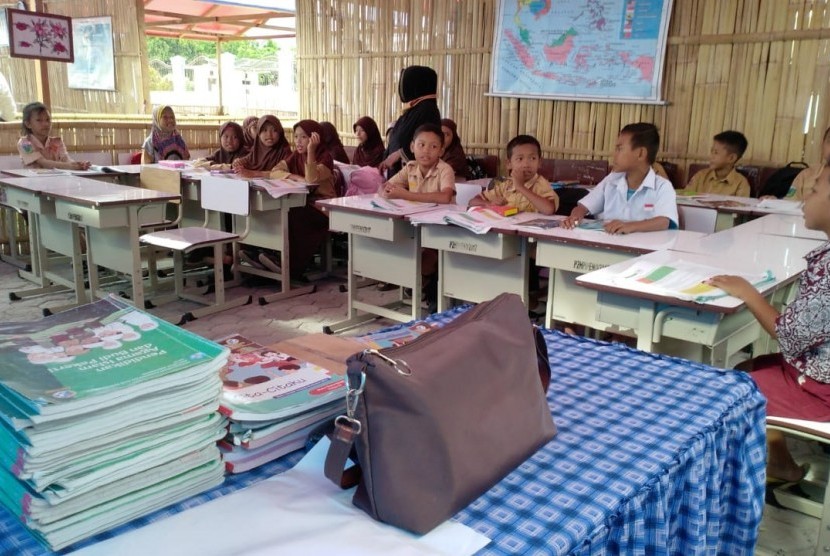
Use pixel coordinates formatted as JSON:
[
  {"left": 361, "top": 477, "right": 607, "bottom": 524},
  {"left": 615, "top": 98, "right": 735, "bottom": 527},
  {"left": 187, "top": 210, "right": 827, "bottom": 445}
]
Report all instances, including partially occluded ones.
[
  {"left": 0, "top": 313, "right": 766, "bottom": 555},
  {"left": 419, "top": 220, "right": 528, "bottom": 311},
  {"left": 0, "top": 177, "right": 88, "bottom": 312},
  {"left": 575, "top": 246, "right": 810, "bottom": 367},
  {"left": 317, "top": 195, "right": 429, "bottom": 333},
  {"left": 524, "top": 227, "right": 706, "bottom": 330},
  {"left": 734, "top": 212, "right": 825, "bottom": 241},
  {"left": 5, "top": 176, "right": 181, "bottom": 312}
]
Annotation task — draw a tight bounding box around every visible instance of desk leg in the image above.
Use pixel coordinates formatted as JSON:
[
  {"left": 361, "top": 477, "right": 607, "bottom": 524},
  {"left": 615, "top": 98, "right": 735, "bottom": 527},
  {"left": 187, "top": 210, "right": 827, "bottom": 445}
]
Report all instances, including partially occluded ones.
[
  {"left": 0, "top": 206, "right": 31, "bottom": 272},
  {"left": 636, "top": 306, "right": 657, "bottom": 353},
  {"left": 128, "top": 206, "right": 146, "bottom": 310},
  {"left": 9, "top": 214, "right": 72, "bottom": 301}
]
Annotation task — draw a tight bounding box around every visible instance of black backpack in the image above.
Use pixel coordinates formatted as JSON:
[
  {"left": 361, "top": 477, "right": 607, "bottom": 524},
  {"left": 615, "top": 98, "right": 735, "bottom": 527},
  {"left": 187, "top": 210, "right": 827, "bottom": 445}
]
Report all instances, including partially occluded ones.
[{"left": 759, "top": 162, "right": 809, "bottom": 198}]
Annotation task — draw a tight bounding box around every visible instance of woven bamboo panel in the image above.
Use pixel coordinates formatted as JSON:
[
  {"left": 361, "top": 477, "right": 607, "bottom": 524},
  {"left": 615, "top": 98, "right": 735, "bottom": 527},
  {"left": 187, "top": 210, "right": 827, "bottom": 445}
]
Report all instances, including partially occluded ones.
[{"left": 296, "top": 0, "right": 830, "bottom": 177}]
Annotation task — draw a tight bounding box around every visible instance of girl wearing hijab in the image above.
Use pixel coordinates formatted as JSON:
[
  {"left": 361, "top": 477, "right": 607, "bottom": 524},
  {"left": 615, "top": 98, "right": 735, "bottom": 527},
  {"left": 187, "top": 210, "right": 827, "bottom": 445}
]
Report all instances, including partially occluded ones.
[
  {"left": 440, "top": 118, "right": 468, "bottom": 178},
  {"left": 232, "top": 115, "right": 292, "bottom": 177},
  {"left": 142, "top": 105, "right": 190, "bottom": 163},
  {"left": 379, "top": 65, "right": 441, "bottom": 175},
  {"left": 193, "top": 121, "right": 247, "bottom": 170},
  {"left": 258, "top": 119, "right": 336, "bottom": 280},
  {"left": 241, "top": 115, "right": 259, "bottom": 151},
  {"left": 320, "top": 121, "right": 350, "bottom": 164},
  {"left": 352, "top": 116, "right": 385, "bottom": 167}
]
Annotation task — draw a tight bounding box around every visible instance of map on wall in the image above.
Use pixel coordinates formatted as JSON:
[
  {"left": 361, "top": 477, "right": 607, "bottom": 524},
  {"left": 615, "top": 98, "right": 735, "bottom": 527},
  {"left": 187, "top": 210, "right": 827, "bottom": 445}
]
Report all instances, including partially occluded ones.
[{"left": 490, "top": 0, "right": 674, "bottom": 103}]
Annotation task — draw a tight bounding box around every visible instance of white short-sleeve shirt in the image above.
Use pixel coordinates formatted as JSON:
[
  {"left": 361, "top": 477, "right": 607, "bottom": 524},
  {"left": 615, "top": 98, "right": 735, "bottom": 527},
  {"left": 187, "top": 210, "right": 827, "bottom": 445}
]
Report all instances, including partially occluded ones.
[{"left": 578, "top": 169, "right": 678, "bottom": 227}]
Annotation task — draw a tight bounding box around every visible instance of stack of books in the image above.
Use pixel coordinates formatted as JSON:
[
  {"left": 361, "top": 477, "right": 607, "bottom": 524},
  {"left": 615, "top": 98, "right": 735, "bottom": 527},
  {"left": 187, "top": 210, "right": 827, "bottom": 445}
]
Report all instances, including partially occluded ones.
[
  {"left": 216, "top": 335, "right": 349, "bottom": 473},
  {"left": 0, "top": 297, "right": 229, "bottom": 551}
]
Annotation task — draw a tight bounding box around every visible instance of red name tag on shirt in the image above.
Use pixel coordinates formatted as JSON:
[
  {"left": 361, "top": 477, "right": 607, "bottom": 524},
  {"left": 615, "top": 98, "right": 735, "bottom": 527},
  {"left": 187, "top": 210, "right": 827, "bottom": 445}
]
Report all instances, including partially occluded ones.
[{"left": 644, "top": 203, "right": 654, "bottom": 209}]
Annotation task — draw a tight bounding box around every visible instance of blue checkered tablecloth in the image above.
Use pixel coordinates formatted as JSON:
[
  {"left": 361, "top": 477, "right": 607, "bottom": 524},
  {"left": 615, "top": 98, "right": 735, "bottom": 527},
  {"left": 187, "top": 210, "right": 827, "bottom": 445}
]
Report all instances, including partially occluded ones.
[{"left": 0, "top": 307, "right": 766, "bottom": 556}]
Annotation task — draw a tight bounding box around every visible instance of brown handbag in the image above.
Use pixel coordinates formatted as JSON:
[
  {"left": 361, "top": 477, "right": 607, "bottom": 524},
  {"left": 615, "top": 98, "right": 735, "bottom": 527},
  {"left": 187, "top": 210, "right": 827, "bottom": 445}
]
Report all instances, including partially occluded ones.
[{"left": 324, "top": 293, "right": 557, "bottom": 534}]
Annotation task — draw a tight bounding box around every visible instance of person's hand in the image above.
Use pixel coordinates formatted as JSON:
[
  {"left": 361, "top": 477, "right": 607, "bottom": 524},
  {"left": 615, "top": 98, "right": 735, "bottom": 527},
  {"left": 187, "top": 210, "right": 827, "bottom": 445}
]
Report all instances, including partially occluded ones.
[
  {"left": 603, "top": 220, "right": 637, "bottom": 235},
  {"left": 381, "top": 182, "right": 404, "bottom": 199},
  {"left": 561, "top": 215, "right": 580, "bottom": 229},
  {"left": 308, "top": 132, "right": 320, "bottom": 161},
  {"left": 379, "top": 151, "right": 400, "bottom": 173},
  {"left": 232, "top": 159, "right": 243, "bottom": 172},
  {"left": 74, "top": 160, "right": 91, "bottom": 171},
  {"left": 489, "top": 193, "right": 507, "bottom": 206},
  {"left": 705, "top": 275, "right": 756, "bottom": 300}
]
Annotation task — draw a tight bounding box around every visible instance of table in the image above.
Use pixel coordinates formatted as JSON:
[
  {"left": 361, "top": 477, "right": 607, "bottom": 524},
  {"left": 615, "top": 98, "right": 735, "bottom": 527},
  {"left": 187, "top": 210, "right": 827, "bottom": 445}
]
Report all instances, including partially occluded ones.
[
  {"left": 734, "top": 212, "right": 825, "bottom": 241},
  {"left": 575, "top": 246, "right": 810, "bottom": 367},
  {"left": 420, "top": 221, "right": 528, "bottom": 311},
  {"left": 0, "top": 308, "right": 766, "bottom": 555},
  {"left": 317, "top": 195, "right": 430, "bottom": 333},
  {"left": 0, "top": 176, "right": 90, "bottom": 313},
  {"left": 524, "top": 227, "right": 706, "bottom": 331}
]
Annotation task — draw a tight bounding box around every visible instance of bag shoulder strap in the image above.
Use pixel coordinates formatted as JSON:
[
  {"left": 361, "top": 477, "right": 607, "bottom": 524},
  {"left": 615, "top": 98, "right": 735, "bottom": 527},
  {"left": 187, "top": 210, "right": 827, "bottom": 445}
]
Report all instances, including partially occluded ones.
[{"left": 324, "top": 420, "right": 362, "bottom": 489}]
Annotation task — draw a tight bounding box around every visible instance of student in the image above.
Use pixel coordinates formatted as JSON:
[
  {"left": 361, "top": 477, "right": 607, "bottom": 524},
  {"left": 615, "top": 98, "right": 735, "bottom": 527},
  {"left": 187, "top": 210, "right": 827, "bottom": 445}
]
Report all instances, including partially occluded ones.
[
  {"left": 351, "top": 116, "right": 384, "bottom": 167},
  {"left": 685, "top": 130, "right": 751, "bottom": 197},
  {"left": 193, "top": 121, "right": 247, "bottom": 170},
  {"left": 781, "top": 126, "right": 830, "bottom": 200},
  {"left": 380, "top": 123, "right": 455, "bottom": 204},
  {"left": 17, "top": 102, "right": 91, "bottom": 170},
  {"left": 380, "top": 123, "right": 454, "bottom": 307},
  {"left": 469, "top": 134, "right": 558, "bottom": 214},
  {"left": 232, "top": 115, "right": 292, "bottom": 178},
  {"left": 241, "top": 115, "right": 259, "bottom": 151},
  {"left": 320, "top": 121, "right": 350, "bottom": 164},
  {"left": 707, "top": 165, "right": 830, "bottom": 483},
  {"left": 262, "top": 119, "right": 337, "bottom": 280},
  {"left": 440, "top": 118, "right": 468, "bottom": 178},
  {"left": 380, "top": 65, "right": 441, "bottom": 175},
  {"left": 141, "top": 105, "right": 190, "bottom": 163},
  {"left": 562, "top": 123, "right": 677, "bottom": 233}
]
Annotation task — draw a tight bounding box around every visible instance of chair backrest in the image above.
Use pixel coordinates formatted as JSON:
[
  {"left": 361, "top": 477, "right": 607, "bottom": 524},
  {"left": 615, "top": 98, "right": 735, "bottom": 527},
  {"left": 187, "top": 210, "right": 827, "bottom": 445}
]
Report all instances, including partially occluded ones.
[
  {"left": 677, "top": 204, "right": 718, "bottom": 233},
  {"left": 0, "top": 154, "right": 23, "bottom": 170},
  {"left": 140, "top": 166, "right": 181, "bottom": 194},
  {"left": 552, "top": 159, "right": 609, "bottom": 185},
  {"left": 201, "top": 176, "right": 249, "bottom": 216}
]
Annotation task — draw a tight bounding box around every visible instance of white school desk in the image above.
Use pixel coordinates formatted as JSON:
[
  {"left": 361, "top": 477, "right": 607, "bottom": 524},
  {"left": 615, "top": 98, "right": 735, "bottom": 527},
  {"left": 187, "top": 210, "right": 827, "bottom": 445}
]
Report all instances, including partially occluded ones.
[
  {"left": 316, "top": 196, "right": 428, "bottom": 333},
  {"left": 522, "top": 226, "right": 706, "bottom": 330},
  {"left": 575, "top": 245, "right": 812, "bottom": 368},
  {"left": 232, "top": 182, "right": 313, "bottom": 304},
  {"left": 419, "top": 218, "right": 529, "bottom": 312},
  {"left": 28, "top": 176, "right": 181, "bottom": 312},
  {"left": 733, "top": 212, "right": 825, "bottom": 241},
  {"left": 0, "top": 177, "right": 88, "bottom": 312}
]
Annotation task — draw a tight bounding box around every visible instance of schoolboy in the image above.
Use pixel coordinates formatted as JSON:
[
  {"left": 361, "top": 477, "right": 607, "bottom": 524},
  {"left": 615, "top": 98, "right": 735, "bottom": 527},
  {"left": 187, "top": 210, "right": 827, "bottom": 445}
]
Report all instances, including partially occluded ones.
[
  {"left": 469, "top": 134, "right": 558, "bottom": 214},
  {"left": 379, "top": 123, "right": 455, "bottom": 204},
  {"left": 685, "top": 130, "right": 750, "bottom": 197},
  {"left": 562, "top": 123, "right": 677, "bottom": 234}
]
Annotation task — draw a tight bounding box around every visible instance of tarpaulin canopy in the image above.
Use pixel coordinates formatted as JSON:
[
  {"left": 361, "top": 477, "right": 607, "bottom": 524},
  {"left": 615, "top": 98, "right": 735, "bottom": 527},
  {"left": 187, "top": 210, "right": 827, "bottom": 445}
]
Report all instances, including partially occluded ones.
[{"left": 143, "top": 0, "right": 295, "bottom": 41}]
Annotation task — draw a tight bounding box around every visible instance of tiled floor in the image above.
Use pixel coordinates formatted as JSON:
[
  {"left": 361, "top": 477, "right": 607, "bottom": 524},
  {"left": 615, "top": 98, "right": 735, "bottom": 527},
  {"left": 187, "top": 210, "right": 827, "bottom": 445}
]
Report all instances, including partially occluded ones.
[{"left": 0, "top": 257, "right": 823, "bottom": 554}]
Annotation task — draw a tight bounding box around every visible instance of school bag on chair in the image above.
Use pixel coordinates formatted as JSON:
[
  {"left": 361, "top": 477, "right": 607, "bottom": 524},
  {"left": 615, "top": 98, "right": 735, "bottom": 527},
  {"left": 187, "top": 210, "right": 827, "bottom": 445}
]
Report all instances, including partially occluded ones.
[
  {"left": 758, "top": 162, "right": 809, "bottom": 198},
  {"left": 324, "top": 293, "right": 556, "bottom": 534}
]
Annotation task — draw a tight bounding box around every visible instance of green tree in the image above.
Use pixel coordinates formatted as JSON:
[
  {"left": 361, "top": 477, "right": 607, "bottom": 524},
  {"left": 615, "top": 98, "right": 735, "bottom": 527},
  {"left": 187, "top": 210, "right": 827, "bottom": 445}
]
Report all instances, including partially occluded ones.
[{"left": 146, "top": 37, "right": 278, "bottom": 63}]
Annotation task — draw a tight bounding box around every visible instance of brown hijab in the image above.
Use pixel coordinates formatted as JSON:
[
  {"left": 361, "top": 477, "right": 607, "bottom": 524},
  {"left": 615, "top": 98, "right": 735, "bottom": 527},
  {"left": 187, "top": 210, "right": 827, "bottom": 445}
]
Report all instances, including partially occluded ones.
[
  {"left": 352, "top": 116, "right": 385, "bottom": 167},
  {"left": 237, "top": 115, "right": 291, "bottom": 171},
  {"left": 320, "top": 121, "right": 350, "bottom": 164},
  {"left": 206, "top": 121, "right": 247, "bottom": 165},
  {"left": 242, "top": 116, "right": 259, "bottom": 150},
  {"left": 440, "top": 118, "right": 468, "bottom": 177},
  {"left": 284, "top": 119, "right": 334, "bottom": 176}
]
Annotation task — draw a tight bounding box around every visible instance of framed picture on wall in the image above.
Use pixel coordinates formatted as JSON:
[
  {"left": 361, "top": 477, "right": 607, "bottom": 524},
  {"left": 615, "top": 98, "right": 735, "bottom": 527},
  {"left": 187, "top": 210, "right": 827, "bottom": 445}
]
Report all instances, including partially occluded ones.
[
  {"left": 67, "top": 16, "right": 115, "bottom": 90},
  {"left": 6, "top": 8, "right": 73, "bottom": 62}
]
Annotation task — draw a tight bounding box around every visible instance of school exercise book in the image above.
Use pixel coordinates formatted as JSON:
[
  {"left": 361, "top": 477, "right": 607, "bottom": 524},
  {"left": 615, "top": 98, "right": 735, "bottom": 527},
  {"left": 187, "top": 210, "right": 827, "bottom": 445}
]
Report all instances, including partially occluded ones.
[
  {"left": 0, "top": 296, "right": 227, "bottom": 428},
  {"left": 216, "top": 335, "right": 347, "bottom": 421}
]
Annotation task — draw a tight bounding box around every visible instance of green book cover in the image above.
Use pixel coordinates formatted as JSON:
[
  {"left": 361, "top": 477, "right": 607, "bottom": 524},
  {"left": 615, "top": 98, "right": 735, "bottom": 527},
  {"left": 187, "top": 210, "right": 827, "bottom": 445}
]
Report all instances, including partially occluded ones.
[{"left": 0, "top": 297, "right": 225, "bottom": 411}]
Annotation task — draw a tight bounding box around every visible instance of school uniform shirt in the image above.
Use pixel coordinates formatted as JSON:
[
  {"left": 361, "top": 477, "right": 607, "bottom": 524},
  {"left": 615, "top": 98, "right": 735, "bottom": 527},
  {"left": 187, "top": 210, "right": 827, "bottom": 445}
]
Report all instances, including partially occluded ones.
[
  {"left": 686, "top": 167, "right": 750, "bottom": 197},
  {"left": 481, "top": 173, "right": 560, "bottom": 213},
  {"left": 387, "top": 159, "right": 455, "bottom": 194},
  {"left": 578, "top": 169, "right": 678, "bottom": 226},
  {"left": 776, "top": 241, "right": 830, "bottom": 382},
  {"left": 17, "top": 135, "right": 71, "bottom": 166},
  {"left": 271, "top": 160, "right": 336, "bottom": 203},
  {"left": 785, "top": 165, "right": 821, "bottom": 200}
]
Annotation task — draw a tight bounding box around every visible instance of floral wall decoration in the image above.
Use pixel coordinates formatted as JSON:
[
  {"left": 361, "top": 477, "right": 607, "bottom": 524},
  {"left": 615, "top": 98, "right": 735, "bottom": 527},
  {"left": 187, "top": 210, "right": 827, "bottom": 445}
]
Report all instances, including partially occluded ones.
[{"left": 6, "top": 8, "right": 74, "bottom": 63}]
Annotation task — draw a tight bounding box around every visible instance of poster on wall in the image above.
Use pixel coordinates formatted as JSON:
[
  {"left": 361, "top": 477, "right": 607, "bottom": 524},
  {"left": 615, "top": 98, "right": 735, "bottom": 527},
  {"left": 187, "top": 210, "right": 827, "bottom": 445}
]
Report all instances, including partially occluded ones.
[
  {"left": 489, "top": 0, "right": 674, "bottom": 104},
  {"left": 6, "top": 8, "right": 73, "bottom": 62},
  {"left": 67, "top": 16, "right": 115, "bottom": 90}
]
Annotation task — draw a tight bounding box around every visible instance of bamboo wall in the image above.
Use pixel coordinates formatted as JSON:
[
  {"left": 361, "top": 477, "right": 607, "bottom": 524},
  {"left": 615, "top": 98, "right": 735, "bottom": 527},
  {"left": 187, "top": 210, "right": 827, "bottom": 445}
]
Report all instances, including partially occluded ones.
[
  {"left": 296, "top": 0, "right": 830, "bottom": 175},
  {"left": 0, "top": 0, "right": 147, "bottom": 115}
]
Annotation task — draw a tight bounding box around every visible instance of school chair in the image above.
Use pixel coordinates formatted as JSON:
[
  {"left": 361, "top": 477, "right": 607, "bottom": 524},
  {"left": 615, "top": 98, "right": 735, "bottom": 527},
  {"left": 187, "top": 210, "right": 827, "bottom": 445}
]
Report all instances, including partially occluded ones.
[
  {"left": 677, "top": 204, "right": 718, "bottom": 233},
  {"left": 70, "top": 151, "right": 112, "bottom": 166},
  {"left": 553, "top": 159, "right": 609, "bottom": 185},
  {"left": 766, "top": 416, "right": 830, "bottom": 556},
  {"left": 139, "top": 176, "right": 253, "bottom": 324}
]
